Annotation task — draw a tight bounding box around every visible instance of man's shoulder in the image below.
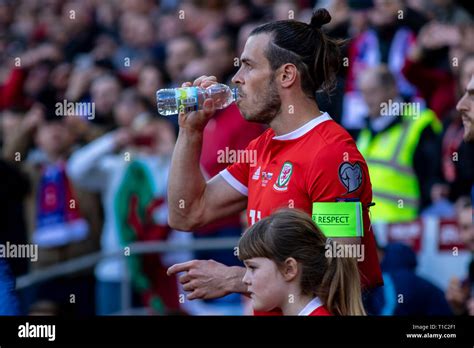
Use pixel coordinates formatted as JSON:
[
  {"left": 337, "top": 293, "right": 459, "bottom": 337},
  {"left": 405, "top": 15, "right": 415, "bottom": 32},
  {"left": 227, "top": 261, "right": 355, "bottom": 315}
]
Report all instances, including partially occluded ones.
[
  {"left": 313, "top": 117, "right": 352, "bottom": 137},
  {"left": 306, "top": 121, "right": 369, "bottom": 179},
  {"left": 310, "top": 119, "right": 359, "bottom": 152}
]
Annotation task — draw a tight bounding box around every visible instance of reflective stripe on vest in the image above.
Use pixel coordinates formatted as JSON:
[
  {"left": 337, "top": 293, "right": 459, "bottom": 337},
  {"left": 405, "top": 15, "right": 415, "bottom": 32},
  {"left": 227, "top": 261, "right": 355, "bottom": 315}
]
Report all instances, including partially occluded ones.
[{"left": 357, "top": 109, "right": 441, "bottom": 223}]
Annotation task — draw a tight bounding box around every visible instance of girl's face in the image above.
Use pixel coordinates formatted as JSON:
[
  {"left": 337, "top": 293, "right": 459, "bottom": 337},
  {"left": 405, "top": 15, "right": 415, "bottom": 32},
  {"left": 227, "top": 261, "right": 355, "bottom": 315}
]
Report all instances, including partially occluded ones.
[{"left": 242, "top": 257, "right": 288, "bottom": 312}]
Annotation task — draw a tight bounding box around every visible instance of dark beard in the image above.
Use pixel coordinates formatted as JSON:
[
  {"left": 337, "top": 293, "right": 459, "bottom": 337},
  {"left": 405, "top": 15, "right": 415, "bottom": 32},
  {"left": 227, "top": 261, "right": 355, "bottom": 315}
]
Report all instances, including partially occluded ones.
[{"left": 243, "top": 74, "right": 281, "bottom": 124}]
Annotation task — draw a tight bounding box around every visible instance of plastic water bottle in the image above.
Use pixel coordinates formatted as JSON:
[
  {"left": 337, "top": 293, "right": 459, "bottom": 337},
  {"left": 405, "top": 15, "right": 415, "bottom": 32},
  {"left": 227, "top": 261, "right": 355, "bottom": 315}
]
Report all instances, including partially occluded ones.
[{"left": 156, "top": 83, "right": 238, "bottom": 116}]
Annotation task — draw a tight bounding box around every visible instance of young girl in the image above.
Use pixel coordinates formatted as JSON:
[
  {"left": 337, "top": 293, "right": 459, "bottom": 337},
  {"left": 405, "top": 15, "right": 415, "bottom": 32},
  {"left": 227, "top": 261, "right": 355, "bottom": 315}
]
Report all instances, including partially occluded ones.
[{"left": 238, "top": 209, "right": 366, "bottom": 316}]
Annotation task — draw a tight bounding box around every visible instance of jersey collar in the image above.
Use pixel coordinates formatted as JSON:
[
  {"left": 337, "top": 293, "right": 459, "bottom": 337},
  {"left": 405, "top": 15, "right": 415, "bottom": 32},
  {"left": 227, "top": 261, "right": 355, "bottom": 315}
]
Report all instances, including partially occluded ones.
[
  {"left": 272, "top": 113, "right": 332, "bottom": 141},
  {"left": 298, "top": 297, "right": 324, "bottom": 316}
]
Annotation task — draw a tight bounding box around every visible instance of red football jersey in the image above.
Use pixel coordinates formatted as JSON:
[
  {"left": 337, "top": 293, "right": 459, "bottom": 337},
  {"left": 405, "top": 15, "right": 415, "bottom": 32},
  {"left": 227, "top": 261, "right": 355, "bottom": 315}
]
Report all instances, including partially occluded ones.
[{"left": 220, "top": 113, "right": 383, "bottom": 289}]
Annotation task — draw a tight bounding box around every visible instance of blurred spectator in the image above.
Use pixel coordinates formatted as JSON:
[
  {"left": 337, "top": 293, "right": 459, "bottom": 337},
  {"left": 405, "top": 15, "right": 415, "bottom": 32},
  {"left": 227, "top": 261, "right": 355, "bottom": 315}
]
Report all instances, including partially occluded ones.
[
  {"left": 0, "top": 43, "right": 62, "bottom": 111},
  {"left": 181, "top": 58, "right": 218, "bottom": 84},
  {"left": 429, "top": 0, "right": 472, "bottom": 24},
  {"left": 365, "top": 242, "right": 452, "bottom": 315},
  {"left": 342, "top": 0, "right": 423, "bottom": 131},
  {"left": 114, "top": 89, "right": 153, "bottom": 128},
  {"left": 90, "top": 74, "right": 122, "bottom": 130},
  {"left": 179, "top": 0, "right": 227, "bottom": 40},
  {"left": 165, "top": 34, "right": 203, "bottom": 85},
  {"left": 323, "top": 0, "right": 352, "bottom": 39},
  {"left": 272, "top": 0, "right": 300, "bottom": 21},
  {"left": 0, "top": 65, "right": 26, "bottom": 111},
  {"left": 2, "top": 106, "right": 102, "bottom": 316},
  {"left": 236, "top": 21, "right": 263, "bottom": 56},
  {"left": 137, "top": 63, "right": 168, "bottom": 109},
  {"left": 402, "top": 24, "right": 460, "bottom": 121},
  {"left": 356, "top": 65, "right": 442, "bottom": 222},
  {"left": 0, "top": 258, "right": 21, "bottom": 315},
  {"left": 327, "top": 0, "right": 428, "bottom": 39},
  {"left": 155, "top": 13, "right": 184, "bottom": 43},
  {"left": 445, "top": 197, "right": 473, "bottom": 315},
  {"left": 164, "top": 34, "right": 203, "bottom": 130},
  {"left": 67, "top": 117, "right": 180, "bottom": 315},
  {"left": 59, "top": 1, "right": 99, "bottom": 62},
  {"left": 0, "top": 157, "right": 30, "bottom": 278},
  {"left": 113, "top": 13, "right": 157, "bottom": 75},
  {"left": 383, "top": 0, "right": 429, "bottom": 33},
  {"left": 225, "top": 0, "right": 262, "bottom": 37},
  {"left": 204, "top": 30, "right": 238, "bottom": 84}
]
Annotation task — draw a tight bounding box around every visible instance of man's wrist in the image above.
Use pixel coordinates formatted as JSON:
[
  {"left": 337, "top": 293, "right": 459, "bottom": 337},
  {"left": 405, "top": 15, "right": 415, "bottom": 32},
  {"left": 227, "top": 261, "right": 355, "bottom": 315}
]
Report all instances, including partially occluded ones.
[
  {"left": 179, "top": 126, "right": 204, "bottom": 139},
  {"left": 224, "top": 266, "right": 247, "bottom": 294}
]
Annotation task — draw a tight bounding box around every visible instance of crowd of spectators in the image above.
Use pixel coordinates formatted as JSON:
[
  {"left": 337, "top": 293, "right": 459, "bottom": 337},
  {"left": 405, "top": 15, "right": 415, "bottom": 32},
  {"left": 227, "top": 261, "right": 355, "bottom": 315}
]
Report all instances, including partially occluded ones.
[{"left": 0, "top": 0, "right": 472, "bottom": 316}]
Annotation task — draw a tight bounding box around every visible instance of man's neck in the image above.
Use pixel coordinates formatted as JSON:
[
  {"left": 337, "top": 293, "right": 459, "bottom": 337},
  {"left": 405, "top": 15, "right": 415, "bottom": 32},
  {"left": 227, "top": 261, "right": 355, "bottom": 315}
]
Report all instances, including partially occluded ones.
[{"left": 270, "top": 98, "right": 323, "bottom": 136}]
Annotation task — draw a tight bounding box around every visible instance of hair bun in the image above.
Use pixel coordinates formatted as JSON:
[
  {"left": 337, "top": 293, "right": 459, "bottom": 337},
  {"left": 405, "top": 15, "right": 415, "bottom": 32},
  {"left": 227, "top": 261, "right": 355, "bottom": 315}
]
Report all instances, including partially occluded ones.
[{"left": 310, "top": 8, "right": 332, "bottom": 30}]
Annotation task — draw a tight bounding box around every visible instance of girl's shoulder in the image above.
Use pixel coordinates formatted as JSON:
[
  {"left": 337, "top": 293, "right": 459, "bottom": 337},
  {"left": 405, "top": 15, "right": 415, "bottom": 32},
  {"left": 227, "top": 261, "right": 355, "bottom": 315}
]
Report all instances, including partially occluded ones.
[{"left": 308, "top": 306, "right": 332, "bottom": 316}]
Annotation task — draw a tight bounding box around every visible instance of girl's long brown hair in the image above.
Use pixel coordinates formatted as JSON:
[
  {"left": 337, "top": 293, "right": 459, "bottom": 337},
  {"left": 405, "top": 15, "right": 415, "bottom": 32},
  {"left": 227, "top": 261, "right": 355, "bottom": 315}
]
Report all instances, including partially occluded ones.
[{"left": 238, "top": 209, "right": 366, "bottom": 315}]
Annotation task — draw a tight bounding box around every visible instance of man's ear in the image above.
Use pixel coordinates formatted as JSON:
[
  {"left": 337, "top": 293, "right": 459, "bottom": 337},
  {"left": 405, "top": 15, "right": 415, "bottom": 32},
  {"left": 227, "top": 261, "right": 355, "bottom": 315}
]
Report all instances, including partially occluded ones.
[
  {"left": 282, "top": 257, "right": 299, "bottom": 281},
  {"left": 278, "top": 63, "right": 298, "bottom": 88}
]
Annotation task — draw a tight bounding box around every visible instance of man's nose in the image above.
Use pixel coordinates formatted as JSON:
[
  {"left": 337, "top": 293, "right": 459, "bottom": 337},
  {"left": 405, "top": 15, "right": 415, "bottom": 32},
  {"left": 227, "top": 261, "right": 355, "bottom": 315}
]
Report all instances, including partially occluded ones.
[
  {"left": 231, "top": 70, "right": 243, "bottom": 85},
  {"left": 457, "top": 93, "right": 469, "bottom": 113}
]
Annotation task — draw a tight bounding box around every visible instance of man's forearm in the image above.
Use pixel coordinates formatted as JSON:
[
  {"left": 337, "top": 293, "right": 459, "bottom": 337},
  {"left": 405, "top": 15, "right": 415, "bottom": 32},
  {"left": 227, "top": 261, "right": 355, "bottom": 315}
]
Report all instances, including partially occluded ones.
[{"left": 168, "top": 128, "right": 207, "bottom": 229}]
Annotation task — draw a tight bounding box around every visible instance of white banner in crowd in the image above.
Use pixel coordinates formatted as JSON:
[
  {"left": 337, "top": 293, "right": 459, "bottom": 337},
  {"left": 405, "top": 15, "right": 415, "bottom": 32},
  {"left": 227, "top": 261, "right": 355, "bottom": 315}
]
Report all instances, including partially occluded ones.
[{"left": 373, "top": 217, "right": 471, "bottom": 291}]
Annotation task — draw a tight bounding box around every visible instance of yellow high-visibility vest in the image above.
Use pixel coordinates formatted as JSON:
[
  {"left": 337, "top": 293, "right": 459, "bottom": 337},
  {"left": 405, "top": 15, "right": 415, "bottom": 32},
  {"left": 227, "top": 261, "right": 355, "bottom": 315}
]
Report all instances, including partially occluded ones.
[{"left": 357, "top": 109, "right": 442, "bottom": 223}]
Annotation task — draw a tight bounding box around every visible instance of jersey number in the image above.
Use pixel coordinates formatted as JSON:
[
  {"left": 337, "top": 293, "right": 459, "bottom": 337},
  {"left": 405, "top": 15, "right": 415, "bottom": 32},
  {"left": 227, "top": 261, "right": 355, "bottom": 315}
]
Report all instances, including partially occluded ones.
[{"left": 249, "top": 209, "right": 262, "bottom": 226}]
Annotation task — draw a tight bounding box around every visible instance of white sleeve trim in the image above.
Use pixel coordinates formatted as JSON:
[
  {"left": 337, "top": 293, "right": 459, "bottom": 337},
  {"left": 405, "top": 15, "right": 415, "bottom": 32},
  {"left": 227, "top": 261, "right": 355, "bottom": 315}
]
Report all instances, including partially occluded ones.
[{"left": 219, "top": 169, "right": 248, "bottom": 196}]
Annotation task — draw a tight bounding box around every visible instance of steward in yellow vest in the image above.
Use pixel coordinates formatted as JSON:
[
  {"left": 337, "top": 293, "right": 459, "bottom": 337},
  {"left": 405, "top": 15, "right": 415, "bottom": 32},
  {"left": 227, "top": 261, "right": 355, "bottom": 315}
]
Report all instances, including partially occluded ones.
[
  {"left": 357, "top": 108, "right": 442, "bottom": 223},
  {"left": 357, "top": 65, "right": 443, "bottom": 223}
]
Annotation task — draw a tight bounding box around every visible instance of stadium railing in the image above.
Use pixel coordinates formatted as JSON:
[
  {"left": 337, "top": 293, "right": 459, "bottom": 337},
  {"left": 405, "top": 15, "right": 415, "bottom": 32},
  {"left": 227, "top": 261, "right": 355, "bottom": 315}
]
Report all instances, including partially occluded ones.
[{"left": 15, "top": 237, "right": 240, "bottom": 315}]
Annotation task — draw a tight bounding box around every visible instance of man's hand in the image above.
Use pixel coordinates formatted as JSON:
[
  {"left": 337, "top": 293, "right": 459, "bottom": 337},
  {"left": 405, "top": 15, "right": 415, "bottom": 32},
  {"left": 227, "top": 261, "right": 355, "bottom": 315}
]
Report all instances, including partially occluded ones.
[
  {"left": 178, "top": 75, "right": 217, "bottom": 133},
  {"left": 166, "top": 74, "right": 247, "bottom": 231},
  {"left": 167, "top": 260, "right": 246, "bottom": 300}
]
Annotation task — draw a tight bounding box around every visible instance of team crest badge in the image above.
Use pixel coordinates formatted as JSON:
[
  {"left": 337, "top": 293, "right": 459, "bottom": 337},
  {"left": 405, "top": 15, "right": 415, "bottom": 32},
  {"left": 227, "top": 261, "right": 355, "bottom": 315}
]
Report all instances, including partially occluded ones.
[
  {"left": 273, "top": 161, "right": 293, "bottom": 192},
  {"left": 338, "top": 162, "right": 362, "bottom": 193}
]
